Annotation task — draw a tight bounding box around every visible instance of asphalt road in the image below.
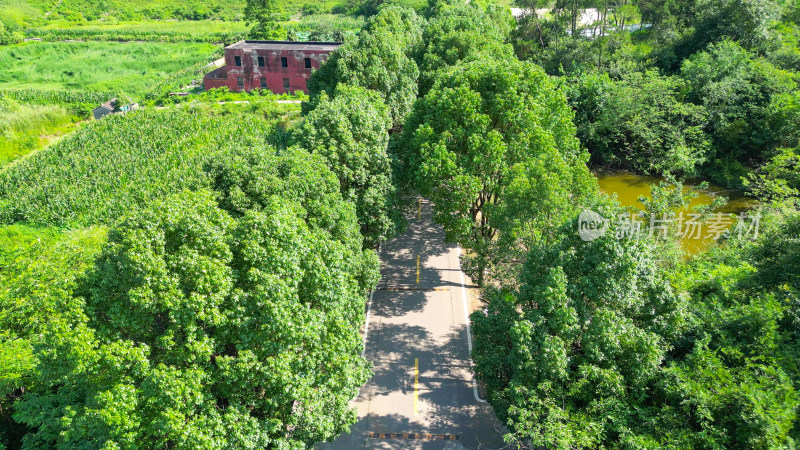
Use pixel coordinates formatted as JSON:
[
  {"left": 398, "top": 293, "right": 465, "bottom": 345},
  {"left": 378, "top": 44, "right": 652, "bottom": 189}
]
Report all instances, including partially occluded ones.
[{"left": 318, "top": 199, "right": 508, "bottom": 449}]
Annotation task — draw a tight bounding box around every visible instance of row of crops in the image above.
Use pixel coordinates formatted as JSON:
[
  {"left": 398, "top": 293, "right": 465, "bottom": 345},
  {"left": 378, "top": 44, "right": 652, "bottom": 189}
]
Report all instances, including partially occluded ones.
[
  {"left": 0, "top": 88, "right": 116, "bottom": 115},
  {"left": 23, "top": 15, "right": 365, "bottom": 44},
  {"left": 24, "top": 28, "right": 248, "bottom": 44},
  {"left": 0, "top": 108, "right": 276, "bottom": 226}
]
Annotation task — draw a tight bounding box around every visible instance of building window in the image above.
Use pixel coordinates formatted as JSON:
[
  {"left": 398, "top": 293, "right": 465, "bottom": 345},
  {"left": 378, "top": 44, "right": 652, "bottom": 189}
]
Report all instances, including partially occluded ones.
[
  {"left": 260, "top": 77, "right": 267, "bottom": 89},
  {"left": 257, "top": 56, "right": 265, "bottom": 67},
  {"left": 281, "top": 57, "right": 288, "bottom": 68},
  {"left": 304, "top": 57, "right": 312, "bottom": 69},
  {"left": 237, "top": 77, "right": 244, "bottom": 89},
  {"left": 282, "top": 78, "right": 290, "bottom": 92},
  {"left": 234, "top": 56, "right": 242, "bottom": 67}
]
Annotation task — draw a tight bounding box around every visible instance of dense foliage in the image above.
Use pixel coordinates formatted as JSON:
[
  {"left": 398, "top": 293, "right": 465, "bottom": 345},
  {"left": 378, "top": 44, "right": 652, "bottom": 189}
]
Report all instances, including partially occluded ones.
[
  {"left": 449, "top": 1, "right": 800, "bottom": 446},
  {"left": 245, "top": 0, "right": 286, "bottom": 39},
  {"left": 417, "top": 1, "right": 515, "bottom": 94},
  {"left": 307, "top": 6, "right": 423, "bottom": 128},
  {"left": 473, "top": 219, "right": 686, "bottom": 447},
  {"left": 14, "top": 184, "right": 377, "bottom": 447},
  {"left": 0, "top": 224, "right": 107, "bottom": 449},
  {"left": 400, "top": 56, "right": 597, "bottom": 285},
  {"left": 513, "top": 0, "right": 800, "bottom": 189},
  {"left": 2, "top": 0, "right": 800, "bottom": 447},
  {"left": 473, "top": 209, "right": 800, "bottom": 447},
  {"left": 1, "top": 138, "right": 380, "bottom": 447},
  {"left": 568, "top": 70, "right": 710, "bottom": 177},
  {"left": 294, "top": 84, "right": 398, "bottom": 247}
]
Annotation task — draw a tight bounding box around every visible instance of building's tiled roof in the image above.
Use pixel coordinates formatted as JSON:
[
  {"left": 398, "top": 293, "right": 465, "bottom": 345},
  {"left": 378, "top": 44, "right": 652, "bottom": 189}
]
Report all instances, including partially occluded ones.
[
  {"left": 227, "top": 40, "right": 342, "bottom": 52},
  {"left": 94, "top": 98, "right": 116, "bottom": 111}
]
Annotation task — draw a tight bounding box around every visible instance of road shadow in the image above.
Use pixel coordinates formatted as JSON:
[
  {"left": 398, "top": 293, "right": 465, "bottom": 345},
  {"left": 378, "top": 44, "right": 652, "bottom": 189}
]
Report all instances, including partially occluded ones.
[
  {"left": 319, "top": 199, "right": 509, "bottom": 449},
  {"left": 372, "top": 289, "right": 429, "bottom": 318}
]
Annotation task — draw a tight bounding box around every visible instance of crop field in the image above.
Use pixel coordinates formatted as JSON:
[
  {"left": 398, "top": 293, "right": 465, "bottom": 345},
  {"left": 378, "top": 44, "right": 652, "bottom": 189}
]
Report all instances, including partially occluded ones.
[
  {"left": 0, "top": 41, "right": 219, "bottom": 97},
  {"left": 23, "top": 14, "right": 365, "bottom": 43},
  {"left": 0, "top": 108, "right": 283, "bottom": 227},
  {"left": 38, "top": 19, "right": 250, "bottom": 33}
]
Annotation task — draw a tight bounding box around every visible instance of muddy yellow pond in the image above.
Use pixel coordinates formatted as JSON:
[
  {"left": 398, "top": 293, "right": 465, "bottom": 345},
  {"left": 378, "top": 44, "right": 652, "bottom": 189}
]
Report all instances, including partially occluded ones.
[{"left": 595, "top": 171, "right": 758, "bottom": 254}]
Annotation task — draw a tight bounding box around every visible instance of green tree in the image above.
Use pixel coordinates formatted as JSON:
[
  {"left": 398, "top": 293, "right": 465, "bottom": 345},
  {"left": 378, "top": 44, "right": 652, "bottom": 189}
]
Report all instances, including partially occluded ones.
[
  {"left": 744, "top": 146, "right": 800, "bottom": 203},
  {"left": 362, "top": 4, "right": 425, "bottom": 48},
  {"left": 640, "top": 0, "right": 780, "bottom": 68},
  {"left": 294, "top": 84, "right": 398, "bottom": 247},
  {"left": 14, "top": 148, "right": 379, "bottom": 447},
  {"left": 473, "top": 208, "right": 800, "bottom": 447},
  {"left": 244, "top": 0, "right": 286, "bottom": 39},
  {"left": 682, "top": 0, "right": 780, "bottom": 57},
  {"left": 202, "top": 146, "right": 378, "bottom": 294},
  {"left": 307, "top": 8, "right": 421, "bottom": 129},
  {"left": 400, "top": 57, "right": 596, "bottom": 286},
  {"left": 418, "top": 2, "right": 515, "bottom": 94},
  {"left": 0, "top": 225, "right": 107, "bottom": 449},
  {"left": 660, "top": 240, "right": 799, "bottom": 448},
  {"left": 681, "top": 40, "right": 797, "bottom": 171},
  {"left": 568, "top": 70, "right": 710, "bottom": 177},
  {"left": 472, "top": 219, "right": 687, "bottom": 447}
]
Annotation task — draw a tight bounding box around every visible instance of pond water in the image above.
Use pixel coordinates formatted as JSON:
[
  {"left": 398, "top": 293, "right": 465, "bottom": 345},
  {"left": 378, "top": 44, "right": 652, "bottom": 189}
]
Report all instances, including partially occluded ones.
[{"left": 595, "top": 171, "right": 757, "bottom": 254}]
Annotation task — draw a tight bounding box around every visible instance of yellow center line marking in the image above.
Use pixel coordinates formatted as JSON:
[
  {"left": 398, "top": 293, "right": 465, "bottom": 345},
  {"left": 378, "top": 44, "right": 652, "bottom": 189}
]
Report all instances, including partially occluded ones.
[
  {"left": 418, "top": 198, "right": 421, "bottom": 219},
  {"left": 414, "top": 358, "right": 419, "bottom": 415},
  {"left": 416, "top": 255, "right": 420, "bottom": 284}
]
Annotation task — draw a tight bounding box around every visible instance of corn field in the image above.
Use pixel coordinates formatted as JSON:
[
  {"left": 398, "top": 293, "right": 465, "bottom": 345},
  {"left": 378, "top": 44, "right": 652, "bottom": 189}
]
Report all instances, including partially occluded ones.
[{"left": 0, "top": 108, "right": 273, "bottom": 227}]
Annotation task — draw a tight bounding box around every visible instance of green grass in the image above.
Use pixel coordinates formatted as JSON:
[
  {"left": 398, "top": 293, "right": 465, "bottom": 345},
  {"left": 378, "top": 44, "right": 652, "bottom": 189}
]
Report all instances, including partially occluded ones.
[
  {"left": 0, "top": 97, "right": 77, "bottom": 168},
  {"left": 0, "top": 0, "right": 337, "bottom": 24},
  {"left": 0, "top": 108, "right": 292, "bottom": 227},
  {"left": 0, "top": 41, "right": 219, "bottom": 98}
]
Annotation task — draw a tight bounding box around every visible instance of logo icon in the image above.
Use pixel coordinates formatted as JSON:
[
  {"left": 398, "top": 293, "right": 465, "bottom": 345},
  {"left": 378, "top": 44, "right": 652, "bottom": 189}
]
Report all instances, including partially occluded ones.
[{"left": 578, "top": 210, "right": 608, "bottom": 241}]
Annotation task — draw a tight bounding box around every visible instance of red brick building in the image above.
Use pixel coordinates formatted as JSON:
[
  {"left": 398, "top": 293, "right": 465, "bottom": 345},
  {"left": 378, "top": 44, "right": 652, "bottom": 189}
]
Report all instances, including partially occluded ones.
[{"left": 203, "top": 40, "right": 341, "bottom": 94}]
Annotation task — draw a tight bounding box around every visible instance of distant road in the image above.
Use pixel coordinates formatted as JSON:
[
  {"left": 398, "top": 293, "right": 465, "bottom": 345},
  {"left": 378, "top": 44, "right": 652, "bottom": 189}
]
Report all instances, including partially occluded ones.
[{"left": 318, "top": 199, "right": 508, "bottom": 450}]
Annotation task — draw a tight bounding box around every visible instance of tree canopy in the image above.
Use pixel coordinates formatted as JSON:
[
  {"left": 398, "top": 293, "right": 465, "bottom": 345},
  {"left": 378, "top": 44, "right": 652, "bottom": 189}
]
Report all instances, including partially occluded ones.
[
  {"left": 306, "top": 7, "right": 422, "bottom": 129},
  {"left": 294, "top": 84, "right": 398, "bottom": 247},
  {"left": 472, "top": 210, "right": 800, "bottom": 447},
  {"left": 400, "top": 57, "right": 597, "bottom": 285},
  {"left": 417, "top": 2, "right": 516, "bottom": 94},
  {"left": 568, "top": 70, "right": 710, "bottom": 177},
  {"left": 13, "top": 147, "right": 379, "bottom": 448},
  {"left": 244, "top": 0, "right": 286, "bottom": 39}
]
